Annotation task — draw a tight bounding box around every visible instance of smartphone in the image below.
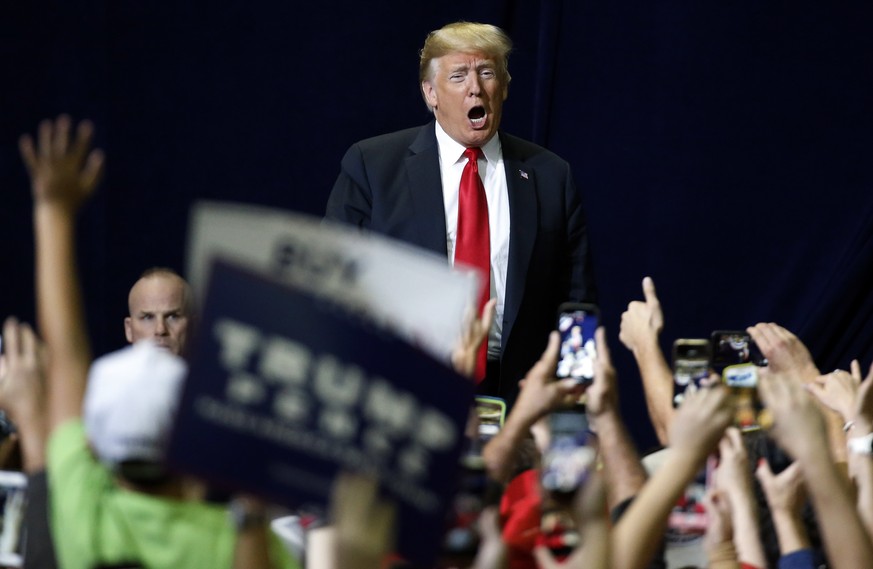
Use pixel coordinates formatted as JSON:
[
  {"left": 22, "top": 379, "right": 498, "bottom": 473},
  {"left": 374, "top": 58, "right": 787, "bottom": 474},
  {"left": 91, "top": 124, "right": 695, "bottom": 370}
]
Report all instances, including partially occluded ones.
[
  {"left": 540, "top": 409, "right": 595, "bottom": 496},
  {"left": 710, "top": 330, "right": 767, "bottom": 432},
  {"left": 672, "top": 339, "right": 711, "bottom": 408},
  {"left": 0, "top": 471, "right": 27, "bottom": 568},
  {"left": 474, "top": 396, "right": 505, "bottom": 446},
  {"left": 461, "top": 397, "right": 506, "bottom": 469},
  {"left": 710, "top": 330, "right": 767, "bottom": 373},
  {"left": 555, "top": 303, "right": 599, "bottom": 385}
]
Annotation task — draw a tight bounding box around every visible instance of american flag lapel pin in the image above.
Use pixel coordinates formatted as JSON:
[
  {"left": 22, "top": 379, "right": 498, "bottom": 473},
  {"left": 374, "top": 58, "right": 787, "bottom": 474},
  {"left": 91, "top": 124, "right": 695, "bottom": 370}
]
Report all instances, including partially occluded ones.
[{"left": 519, "top": 169, "right": 529, "bottom": 179}]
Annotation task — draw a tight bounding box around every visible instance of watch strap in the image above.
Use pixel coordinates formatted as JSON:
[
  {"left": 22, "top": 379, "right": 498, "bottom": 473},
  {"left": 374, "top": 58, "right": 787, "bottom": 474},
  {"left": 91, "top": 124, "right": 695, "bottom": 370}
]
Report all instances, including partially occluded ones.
[{"left": 847, "top": 432, "right": 873, "bottom": 456}]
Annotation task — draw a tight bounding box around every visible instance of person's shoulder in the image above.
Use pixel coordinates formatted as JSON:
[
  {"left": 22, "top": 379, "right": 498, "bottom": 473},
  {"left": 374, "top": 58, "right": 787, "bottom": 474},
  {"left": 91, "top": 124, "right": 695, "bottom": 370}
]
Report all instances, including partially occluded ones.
[
  {"left": 499, "top": 131, "right": 570, "bottom": 168},
  {"left": 351, "top": 123, "right": 432, "bottom": 152}
]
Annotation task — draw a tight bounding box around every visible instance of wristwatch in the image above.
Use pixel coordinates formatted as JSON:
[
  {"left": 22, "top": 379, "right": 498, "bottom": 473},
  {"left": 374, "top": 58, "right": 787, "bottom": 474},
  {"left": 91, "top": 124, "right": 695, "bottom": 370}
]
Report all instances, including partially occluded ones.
[
  {"left": 229, "top": 499, "right": 269, "bottom": 532},
  {"left": 847, "top": 432, "right": 873, "bottom": 456}
]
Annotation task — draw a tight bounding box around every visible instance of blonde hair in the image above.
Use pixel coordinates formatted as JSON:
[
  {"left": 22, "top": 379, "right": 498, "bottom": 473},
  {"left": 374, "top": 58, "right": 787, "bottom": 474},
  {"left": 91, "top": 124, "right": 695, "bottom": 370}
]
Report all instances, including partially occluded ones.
[{"left": 419, "top": 21, "right": 513, "bottom": 85}]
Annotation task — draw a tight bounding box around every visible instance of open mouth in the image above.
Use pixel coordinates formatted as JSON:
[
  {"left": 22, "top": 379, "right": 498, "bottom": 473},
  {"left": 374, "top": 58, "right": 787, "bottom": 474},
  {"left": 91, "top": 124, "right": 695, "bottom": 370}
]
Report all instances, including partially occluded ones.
[{"left": 468, "top": 106, "right": 486, "bottom": 127}]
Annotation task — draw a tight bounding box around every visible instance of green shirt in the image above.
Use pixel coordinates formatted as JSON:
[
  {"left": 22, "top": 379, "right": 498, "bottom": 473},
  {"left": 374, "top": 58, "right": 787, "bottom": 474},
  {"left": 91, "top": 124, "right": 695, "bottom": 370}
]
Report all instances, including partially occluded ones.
[{"left": 47, "top": 419, "right": 298, "bottom": 569}]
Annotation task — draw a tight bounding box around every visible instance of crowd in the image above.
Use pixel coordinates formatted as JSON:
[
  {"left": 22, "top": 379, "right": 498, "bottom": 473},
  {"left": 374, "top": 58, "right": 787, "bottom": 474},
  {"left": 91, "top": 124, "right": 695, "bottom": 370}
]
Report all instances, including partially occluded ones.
[{"left": 2, "top": 19, "right": 873, "bottom": 569}]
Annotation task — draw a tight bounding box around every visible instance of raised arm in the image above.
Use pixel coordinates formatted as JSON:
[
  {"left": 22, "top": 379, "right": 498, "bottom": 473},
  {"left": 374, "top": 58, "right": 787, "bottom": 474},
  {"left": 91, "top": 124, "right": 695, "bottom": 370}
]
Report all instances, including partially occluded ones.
[
  {"left": 611, "top": 381, "right": 733, "bottom": 569},
  {"left": 755, "top": 461, "right": 811, "bottom": 562},
  {"left": 585, "top": 327, "right": 648, "bottom": 511},
  {"left": 618, "top": 276, "right": 673, "bottom": 444},
  {"left": 713, "top": 428, "right": 767, "bottom": 569},
  {"left": 843, "top": 363, "right": 873, "bottom": 541},
  {"left": 19, "top": 115, "right": 104, "bottom": 433},
  {"left": 747, "top": 323, "right": 846, "bottom": 464},
  {"left": 758, "top": 365, "right": 873, "bottom": 569},
  {"left": 0, "top": 317, "right": 49, "bottom": 473},
  {"left": 482, "top": 332, "right": 584, "bottom": 484}
]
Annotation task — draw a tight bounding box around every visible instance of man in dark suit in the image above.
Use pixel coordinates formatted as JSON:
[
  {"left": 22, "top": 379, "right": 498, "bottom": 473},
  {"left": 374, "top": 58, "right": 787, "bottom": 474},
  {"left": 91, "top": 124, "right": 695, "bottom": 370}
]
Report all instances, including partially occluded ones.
[{"left": 325, "top": 21, "right": 596, "bottom": 408}]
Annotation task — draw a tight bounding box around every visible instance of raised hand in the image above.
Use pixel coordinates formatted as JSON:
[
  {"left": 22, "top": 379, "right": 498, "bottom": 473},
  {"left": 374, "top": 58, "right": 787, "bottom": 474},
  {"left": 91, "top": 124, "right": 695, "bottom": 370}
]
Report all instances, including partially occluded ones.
[
  {"left": 0, "top": 317, "right": 49, "bottom": 472},
  {"left": 585, "top": 327, "right": 618, "bottom": 418},
  {"left": 618, "top": 276, "right": 663, "bottom": 354},
  {"left": 452, "top": 298, "right": 497, "bottom": 379},
  {"left": 758, "top": 366, "right": 828, "bottom": 462},
  {"left": 0, "top": 317, "right": 47, "bottom": 426},
  {"left": 330, "top": 472, "right": 396, "bottom": 569},
  {"left": 807, "top": 363, "right": 861, "bottom": 423},
  {"left": 668, "top": 382, "right": 733, "bottom": 458},
  {"left": 747, "top": 323, "right": 819, "bottom": 384},
  {"left": 19, "top": 114, "right": 104, "bottom": 209},
  {"left": 512, "top": 332, "right": 586, "bottom": 423}
]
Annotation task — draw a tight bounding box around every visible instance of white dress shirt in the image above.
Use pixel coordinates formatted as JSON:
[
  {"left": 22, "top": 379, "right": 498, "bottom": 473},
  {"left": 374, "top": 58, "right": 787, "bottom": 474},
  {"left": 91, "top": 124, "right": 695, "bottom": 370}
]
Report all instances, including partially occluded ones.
[{"left": 435, "top": 121, "right": 510, "bottom": 359}]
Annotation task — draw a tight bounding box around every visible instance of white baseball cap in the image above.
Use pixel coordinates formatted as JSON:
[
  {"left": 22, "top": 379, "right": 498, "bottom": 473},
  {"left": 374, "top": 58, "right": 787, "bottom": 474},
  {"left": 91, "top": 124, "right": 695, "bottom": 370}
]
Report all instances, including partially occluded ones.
[{"left": 83, "top": 340, "right": 187, "bottom": 471}]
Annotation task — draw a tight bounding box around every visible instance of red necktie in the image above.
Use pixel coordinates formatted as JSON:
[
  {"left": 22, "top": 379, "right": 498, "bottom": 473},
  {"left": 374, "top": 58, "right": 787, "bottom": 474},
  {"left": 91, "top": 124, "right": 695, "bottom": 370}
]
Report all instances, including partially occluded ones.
[{"left": 454, "top": 147, "right": 490, "bottom": 382}]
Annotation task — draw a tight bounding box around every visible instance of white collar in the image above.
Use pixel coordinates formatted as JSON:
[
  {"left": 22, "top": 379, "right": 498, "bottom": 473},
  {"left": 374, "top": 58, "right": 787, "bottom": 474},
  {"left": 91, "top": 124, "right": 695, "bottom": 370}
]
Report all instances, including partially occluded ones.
[{"left": 434, "top": 121, "right": 501, "bottom": 166}]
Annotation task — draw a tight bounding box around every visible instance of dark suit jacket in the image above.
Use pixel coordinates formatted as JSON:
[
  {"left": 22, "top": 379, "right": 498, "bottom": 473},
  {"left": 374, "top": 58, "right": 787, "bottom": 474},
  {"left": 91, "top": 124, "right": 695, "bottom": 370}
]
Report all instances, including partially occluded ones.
[{"left": 325, "top": 121, "right": 596, "bottom": 407}]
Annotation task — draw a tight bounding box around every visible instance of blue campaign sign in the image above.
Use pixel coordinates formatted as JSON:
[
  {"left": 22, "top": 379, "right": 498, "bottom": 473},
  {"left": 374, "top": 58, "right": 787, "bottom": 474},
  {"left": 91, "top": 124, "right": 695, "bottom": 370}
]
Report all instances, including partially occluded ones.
[{"left": 166, "top": 260, "right": 475, "bottom": 566}]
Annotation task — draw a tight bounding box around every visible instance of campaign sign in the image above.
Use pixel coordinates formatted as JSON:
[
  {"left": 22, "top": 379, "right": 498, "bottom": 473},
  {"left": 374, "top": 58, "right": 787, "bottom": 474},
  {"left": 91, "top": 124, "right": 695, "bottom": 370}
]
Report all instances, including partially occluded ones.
[
  {"left": 185, "top": 201, "right": 481, "bottom": 362},
  {"left": 166, "top": 261, "right": 475, "bottom": 566}
]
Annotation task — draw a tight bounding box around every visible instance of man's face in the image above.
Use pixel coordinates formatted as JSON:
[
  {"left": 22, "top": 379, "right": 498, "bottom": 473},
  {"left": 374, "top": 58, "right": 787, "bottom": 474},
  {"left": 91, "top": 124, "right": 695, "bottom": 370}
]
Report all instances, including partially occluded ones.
[
  {"left": 422, "top": 51, "right": 508, "bottom": 148},
  {"left": 124, "top": 274, "right": 190, "bottom": 356}
]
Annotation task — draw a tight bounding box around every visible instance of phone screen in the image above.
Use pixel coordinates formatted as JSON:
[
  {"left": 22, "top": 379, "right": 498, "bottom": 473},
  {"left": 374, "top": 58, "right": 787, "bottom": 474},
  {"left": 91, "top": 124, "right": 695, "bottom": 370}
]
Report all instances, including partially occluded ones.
[
  {"left": 474, "top": 396, "right": 505, "bottom": 446},
  {"left": 672, "top": 339, "right": 710, "bottom": 408},
  {"left": 556, "top": 304, "right": 599, "bottom": 385},
  {"left": 710, "top": 331, "right": 767, "bottom": 432},
  {"left": 710, "top": 331, "right": 767, "bottom": 373},
  {"left": 540, "top": 410, "right": 595, "bottom": 495}
]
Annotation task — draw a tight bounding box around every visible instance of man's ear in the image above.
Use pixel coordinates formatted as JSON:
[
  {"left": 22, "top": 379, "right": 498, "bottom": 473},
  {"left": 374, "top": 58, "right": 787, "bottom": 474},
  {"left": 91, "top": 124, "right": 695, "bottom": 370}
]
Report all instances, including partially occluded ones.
[
  {"left": 124, "top": 317, "right": 133, "bottom": 344},
  {"left": 421, "top": 80, "right": 438, "bottom": 109}
]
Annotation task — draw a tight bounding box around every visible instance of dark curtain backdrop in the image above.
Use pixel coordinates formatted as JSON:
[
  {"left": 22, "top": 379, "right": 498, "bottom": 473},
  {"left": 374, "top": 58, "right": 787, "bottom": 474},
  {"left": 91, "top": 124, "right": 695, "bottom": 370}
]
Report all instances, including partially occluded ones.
[{"left": 3, "top": 1, "right": 873, "bottom": 452}]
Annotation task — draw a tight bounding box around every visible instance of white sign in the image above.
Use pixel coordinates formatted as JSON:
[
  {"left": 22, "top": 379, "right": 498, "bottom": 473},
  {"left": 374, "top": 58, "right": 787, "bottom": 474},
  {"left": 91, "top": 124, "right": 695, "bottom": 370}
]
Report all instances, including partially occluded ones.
[{"left": 185, "top": 201, "right": 481, "bottom": 361}]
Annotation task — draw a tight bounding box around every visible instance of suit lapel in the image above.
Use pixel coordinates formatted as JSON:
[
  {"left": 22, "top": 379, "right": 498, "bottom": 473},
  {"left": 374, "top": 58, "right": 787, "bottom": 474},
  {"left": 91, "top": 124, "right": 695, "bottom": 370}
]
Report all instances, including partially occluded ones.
[
  {"left": 502, "top": 134, "right": 538, "bottom": 350},
  {"left": 405, "top": 122, "right": 448, "bottom": 256}
]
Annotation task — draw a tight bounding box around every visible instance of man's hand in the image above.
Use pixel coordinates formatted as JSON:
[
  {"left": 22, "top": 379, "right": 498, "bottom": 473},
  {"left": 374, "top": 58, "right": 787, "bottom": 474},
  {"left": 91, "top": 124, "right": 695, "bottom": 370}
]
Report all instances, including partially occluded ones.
[
  {"left": 0, "top": 317, "right": 49, "bottom": 472},
  {"left": 452, "top": 299, "right": 496, "bottom": 379},
  {"left": 585, "top": 327, "right": 618, "bottom": 419},
  {"left": 747, "top": 323, "right": 819, "bottom": 384},
  {"left": 758, "top": 366, "right": 829, "bottom": 463},
  {"left": 619, "top": 276, "right": 663, "bottom": 355},
  {"left": 667, "top": 381, "right": 733, "bottom": 458},
  {"left": 807, "top": 363, "right": 861, "bottom": 423},
  {"left": 0, "top": 317, "right": 47, "bottom": 426},
  {"left": 755, "top": 460, "right": 805, "bottom": 518},
  {"left": 701, "top": 488, "right": 733, "bottom": 554},
  {"left": 331, "top": 472, "right": 395, "bottom": 569},
  {"left": 19, "top": 115, "right": 105, "bottom": 209},
  {"left": 850, "top": 362, "right": 873, "bottom": 434},
  {"left": 714, "top": 427, "right": 754, "bottom": 505},
  {"left": 512, "top": 332, "right": 586, "bottom": 424}
]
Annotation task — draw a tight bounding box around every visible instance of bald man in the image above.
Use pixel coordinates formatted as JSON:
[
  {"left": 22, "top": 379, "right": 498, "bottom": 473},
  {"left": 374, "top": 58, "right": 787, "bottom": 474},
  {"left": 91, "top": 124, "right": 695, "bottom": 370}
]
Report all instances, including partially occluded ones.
[{"left": 124, "top": 267, "right": 193, "bottom": 356}]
